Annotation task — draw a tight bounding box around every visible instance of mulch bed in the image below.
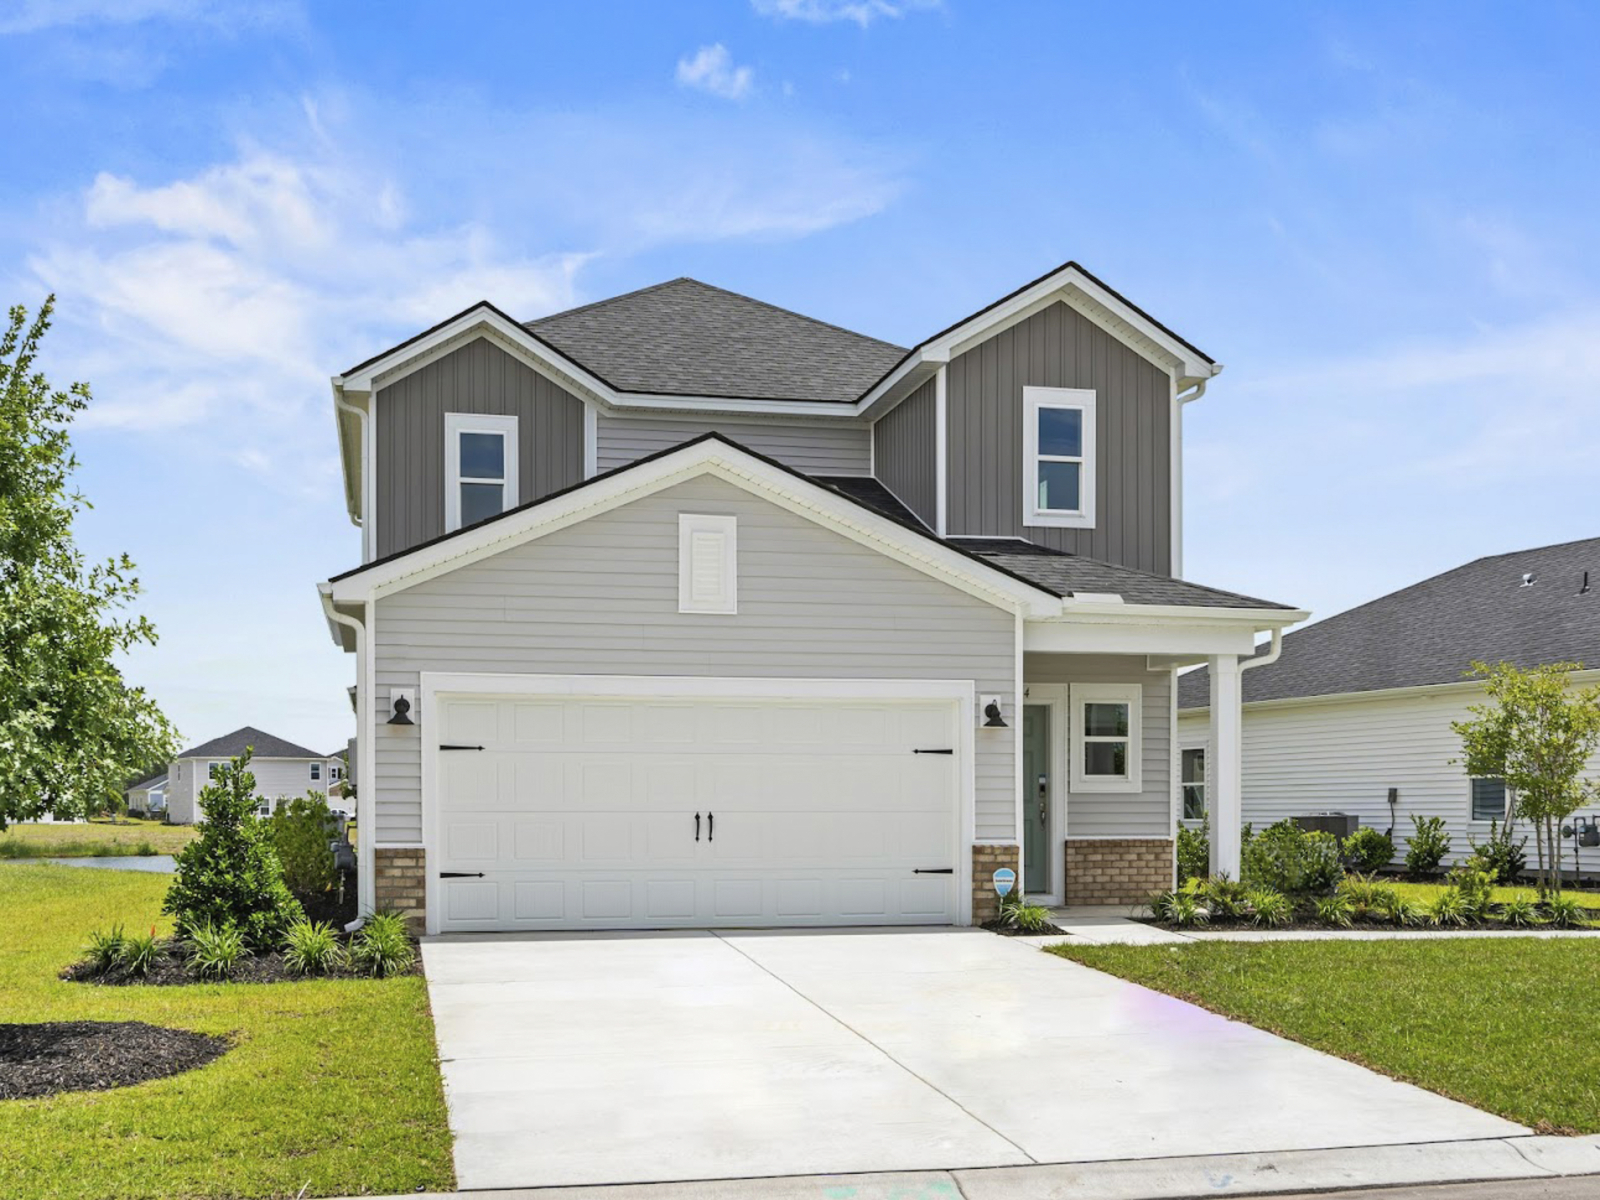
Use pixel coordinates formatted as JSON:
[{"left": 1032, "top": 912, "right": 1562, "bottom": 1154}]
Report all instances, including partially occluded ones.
[
  {"left": 1138, "top": 917, "right": 1594, "bottom": 934},
  {"left": 61, "top": 938, "right": 422, "bottom": 987},
  {"left": 0, "top": 1021, "right": 229, "bottom": 1100},
  {"left": 983, "top": 919, "right": 1067, "bottom": 937}
]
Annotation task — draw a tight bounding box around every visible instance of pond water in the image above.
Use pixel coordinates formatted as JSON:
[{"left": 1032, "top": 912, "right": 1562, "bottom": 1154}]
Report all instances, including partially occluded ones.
[{"left": 3, "top": 855, "right": 177, "bottom": 873}]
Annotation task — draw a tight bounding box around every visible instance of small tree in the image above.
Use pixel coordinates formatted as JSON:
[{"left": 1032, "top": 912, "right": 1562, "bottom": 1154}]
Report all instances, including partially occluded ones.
[
  {"left": 1453, "top": 661, "right": 1600, "bottom": 895},
  {"left": 0, "top": 297, "right": 176, "bottom": 827},
  {"left": 164, "top": 750, "right": 303, "bottom": 946},
  {"left": 267, "top": 790, "right": 339, "bottom": 900}
]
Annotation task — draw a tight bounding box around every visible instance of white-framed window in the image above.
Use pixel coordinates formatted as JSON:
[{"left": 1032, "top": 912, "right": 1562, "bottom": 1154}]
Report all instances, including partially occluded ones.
[
  {"left": 1471, "top": 777, "right": 1508, "bottom": 821},
  {"left": 310, "top": 762, "right": 321, "bottom": 782},
  {"left": 1068, "top": 683, "right": 1141, "bottom": 792},
  {"left": 330, "top": 764, "right": 343, "bottom": 782},
  {"left": 445, "top": 412, "right": 519, "bottom": 533},
  {"left": 1022, "top": 386, "right": 1096, "bottom": 529},
  {"left": 678, "top": 513, "right": 738, "bottom": 614},
  {"left": 1181, "top": 747, "right": 1206, "bottom": 820},
  {"left": 207, "top": 761, "right": 225, "bottom": 781}
]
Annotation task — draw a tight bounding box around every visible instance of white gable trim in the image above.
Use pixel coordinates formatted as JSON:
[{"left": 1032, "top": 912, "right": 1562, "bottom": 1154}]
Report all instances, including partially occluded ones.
[{"left": 324, "top": 439, "right": 1061, "bottom": 618}]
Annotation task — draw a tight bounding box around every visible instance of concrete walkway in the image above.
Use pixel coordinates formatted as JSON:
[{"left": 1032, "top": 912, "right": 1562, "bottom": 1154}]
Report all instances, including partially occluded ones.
[{"left": 423, "top": 927, "right": 1522, "bottom": 1192}]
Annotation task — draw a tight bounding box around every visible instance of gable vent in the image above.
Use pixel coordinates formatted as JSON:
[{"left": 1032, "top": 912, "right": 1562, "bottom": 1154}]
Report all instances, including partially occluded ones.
[{"left": 679, "top": 514, "right": 738, "bottom": 614}]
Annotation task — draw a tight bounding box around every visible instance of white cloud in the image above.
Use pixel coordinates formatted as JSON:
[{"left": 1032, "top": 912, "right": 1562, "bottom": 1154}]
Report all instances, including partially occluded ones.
[
  {"left": 675, "top": 44, "right": 754, "bottom": 100},
  {"left": 752, "top": 0, "right": 938, "bottom": 27}
]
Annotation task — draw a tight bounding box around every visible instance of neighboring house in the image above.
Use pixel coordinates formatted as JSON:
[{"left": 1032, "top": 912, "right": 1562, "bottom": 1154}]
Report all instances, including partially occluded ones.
[
  {"left": 165, "top": 727, "right": 346, "bottom": 824},
  {"left": 125, "top": 772, "right": 167, "bottom": 816},
  {"left": 325, "top": 748, "right": 351, "bottom": 803},
  {"left": 1177, "top": 537, "right": 1600, "bottom": 871},
  {"left": 318, "top": 262, "right": 1305, "bottom": 934}
]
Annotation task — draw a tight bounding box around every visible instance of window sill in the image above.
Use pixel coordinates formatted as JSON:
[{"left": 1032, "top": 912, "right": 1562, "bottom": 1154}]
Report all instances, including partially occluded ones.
[{"left": 1025, "top": 510, "right": 1095, "bottom": 530}]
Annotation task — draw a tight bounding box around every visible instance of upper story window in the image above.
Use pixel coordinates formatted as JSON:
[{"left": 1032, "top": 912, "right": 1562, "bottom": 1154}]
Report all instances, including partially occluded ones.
[
  {"left": 207, "top": 761, "right": 225, "bottom": 781},
  {"left": 330, "top": 763, "right": 343, "bottom": 782},
  {"left": 445, "top": 412, "right": 519, "bottom": 533},
  {"left": 310, "top": 762, "right": 322, "bottom": 782},
  {"left": 1022, "top": 386, "right": 1096, "bottom": 529}
]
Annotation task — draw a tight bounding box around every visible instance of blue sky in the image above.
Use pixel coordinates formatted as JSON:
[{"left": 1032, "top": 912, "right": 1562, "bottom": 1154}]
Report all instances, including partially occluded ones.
[{"left": 4, "top": 0, "right": 1597, "bottom": 755}]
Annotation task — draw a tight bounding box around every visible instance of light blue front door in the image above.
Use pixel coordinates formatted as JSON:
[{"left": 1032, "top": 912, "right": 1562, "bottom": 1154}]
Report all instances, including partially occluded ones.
[{"left": 1023, "top": 706, "right": 1050, "bottom": 894}]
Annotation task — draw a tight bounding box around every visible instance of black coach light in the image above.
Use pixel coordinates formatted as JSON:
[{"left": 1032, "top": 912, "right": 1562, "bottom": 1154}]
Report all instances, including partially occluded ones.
[
  {"left": 388, "top": 694, "right": 415, "bottom": 726},
  {"left": 982, "top": 698, "right": 1008, "bottom": 728}
]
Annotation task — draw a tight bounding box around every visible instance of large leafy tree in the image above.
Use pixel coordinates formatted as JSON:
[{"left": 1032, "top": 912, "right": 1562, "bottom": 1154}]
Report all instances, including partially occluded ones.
[
  {"left": 0, "top": 297, "right": 176, "bottom": 827},
  {"left": 1454, "top": 660, "right": 1600, "bottom": 895}
]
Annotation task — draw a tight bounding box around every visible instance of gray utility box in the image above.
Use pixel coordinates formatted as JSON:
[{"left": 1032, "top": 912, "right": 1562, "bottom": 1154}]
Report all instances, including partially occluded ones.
[{"left": 1293, "top": 812, "right": 1359, "bottom": 839}]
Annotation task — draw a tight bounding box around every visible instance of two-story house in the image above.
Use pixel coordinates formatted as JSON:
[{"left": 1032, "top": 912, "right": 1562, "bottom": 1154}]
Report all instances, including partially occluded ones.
[
  {"left": 318, "top": 262, "right": 1305, "bottom": 933},
  {"left": 165, "top": 727, "right": 345, "bottom": 824}
]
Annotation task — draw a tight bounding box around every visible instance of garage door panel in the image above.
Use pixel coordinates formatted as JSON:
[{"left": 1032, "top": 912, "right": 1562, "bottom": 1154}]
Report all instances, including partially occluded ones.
[{"left": 434, "top": 692, "right": 960, "bottom": 932}]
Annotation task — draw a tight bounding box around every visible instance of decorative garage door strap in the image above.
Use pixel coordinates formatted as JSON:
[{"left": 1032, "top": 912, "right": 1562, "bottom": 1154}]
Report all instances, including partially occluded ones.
[
  {"left": 439, "top": 743, "right": 485, "bottom": 751},
  {"left": 912, "top": 748, "right": 954, "bottom": 754},
  {"left": 439, "top": 871, "right": 485, "bottom": 878}
]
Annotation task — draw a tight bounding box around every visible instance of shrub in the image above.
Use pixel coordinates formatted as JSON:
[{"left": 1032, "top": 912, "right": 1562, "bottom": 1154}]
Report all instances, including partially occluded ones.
[
  {"left": 1372, "top": 889, "right": 1424, "bottom": 927},
  {"left": 164, "top": 751, "right": 304, "bottom": 948},
  {"left": 1197, "top": 877, "right": 1251, "bottom": 921},
  {"left": 1246, "top": 887, "right": 1292, "bottom": 927},
  {"left": 186, "top": 921, "right": 250, "bottom": 980},
  {"left": 116, "top": 928, "right": 160, "bottom": 977},
  {"left": 1176, "top": 817, "right": 1209, "bottom": 883},
  {"left": 1314, "top": 892, "right": 1355, "bottom": 928},
  {"left": 1150, "top": 889, "right": 1210, "bottom": 927},
  {"left": 1543, "top": 893, "right": 1589, "bottom": 929},
  {"left": 1243, "top": 820, "right": 1343, "bottom": 895},
  {"left": 1404, "top": 815, "right": 1451, "bottom": 880},
  {"left": 350, "top": 912, "right": 416, "bottom": 978},
  {"left": 1341, "top": 827, "right": 1395, "bottom": 874},
  {"left": 1447, "top": 861, "right": 1497, "bottom": 922},
  {"left": 83, "top": 925, "right": 125, "bottom": 975},
  {"left": 1497, "top": 895, "right": 1544, "bottom": 928},
  {"left": 1336, "top": 873, "right": 1395, "bottom": 918},
  {"left": 1467, "top": 821, "right": 1528, "bottom": 884},
  {"left": 282, "top": 920, "right": 344, "bottom": 975},
  {"left": 267, "top": 791, "right": 340, "bottom": 900},
  {"left": 1428, "top": 888, "right": 1472, "bottom": 927},
  {"left": 996, "top": 892, "right": 1053, "bottom": 934}
]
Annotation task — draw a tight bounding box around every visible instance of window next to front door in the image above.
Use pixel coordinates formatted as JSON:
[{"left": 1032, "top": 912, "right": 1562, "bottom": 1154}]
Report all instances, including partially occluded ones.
[
  {"left": 1022, "top": 386, "right": 1096, "bottom": 529},
  {"left": 1182, "top": 747, "right": 1206, "bottom": 819},
  {"left": 445, "top": 412, "right": 519, "bottom": 532},
  {"left": 1068, "top": 683, "right": 1142, "bottom": 793}
]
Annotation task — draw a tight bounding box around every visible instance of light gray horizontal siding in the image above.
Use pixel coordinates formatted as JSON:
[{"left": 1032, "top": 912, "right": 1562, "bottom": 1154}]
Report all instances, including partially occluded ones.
[
  {"left": 1026, "top": 653, "right": 1172, "bottom": 839},
  {"left": 375, "top": 339, "right": 586, "bottom": 559},
  {"left": 1178, "top": 687, "right": 1600, "bottom": 869},
  {"left": 372, "top": 476, "right": 1017, "bottom": 846},
  {"left": 872, "top": 376, "right": 937, "bottom": 528},
  {"left": 948, "top": 301, "right": 1172, "bottom": 573},
  {"left": 596, "top": 413, "right": 870, "bottom": 476}
]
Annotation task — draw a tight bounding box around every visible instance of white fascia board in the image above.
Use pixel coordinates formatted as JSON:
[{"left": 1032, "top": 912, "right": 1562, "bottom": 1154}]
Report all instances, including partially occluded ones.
[
  {"left": 1025, "top": 605, "right": 1309, "bottom": 657},
  {"left": 326, "top": 441, "right": 1061, "bottom": 618},
  {"left": 921, "top": 265, "right": 1218, "bottom": 384}
]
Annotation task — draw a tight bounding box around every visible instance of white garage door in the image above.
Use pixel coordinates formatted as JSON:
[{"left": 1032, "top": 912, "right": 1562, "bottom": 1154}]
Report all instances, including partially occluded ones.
[{"left": 431, "top": 690, "right": 961, "bottom": 932}]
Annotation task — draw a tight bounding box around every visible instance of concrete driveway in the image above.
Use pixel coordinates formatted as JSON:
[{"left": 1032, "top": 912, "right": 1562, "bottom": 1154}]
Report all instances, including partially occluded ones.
[{"left": 422, "top": 928, "right": 1523, "bottom": 1191}]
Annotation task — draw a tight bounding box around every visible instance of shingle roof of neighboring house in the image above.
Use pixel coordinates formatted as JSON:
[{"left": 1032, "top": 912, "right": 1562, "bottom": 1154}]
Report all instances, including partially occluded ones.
[
  {"left": 524, "top": 278, "right": 908, "bottom": 404},
  {"left": 127, "top": 772, "right": 167, "bottom": 792},
  {"left": 946, "top": 539, "right": 1296, "bottom": 611},
  {"left": 176, "top": 726, "right": 327, "bottom": 761},
  {"left": 1178, "top": 536, "right": 1600, "bottom": 709}
]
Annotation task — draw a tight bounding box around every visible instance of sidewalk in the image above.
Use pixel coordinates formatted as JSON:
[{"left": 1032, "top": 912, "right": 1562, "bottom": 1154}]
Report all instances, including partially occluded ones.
[{"left": 347, "top": 1133, "right": 1600, "bottom": 1199}]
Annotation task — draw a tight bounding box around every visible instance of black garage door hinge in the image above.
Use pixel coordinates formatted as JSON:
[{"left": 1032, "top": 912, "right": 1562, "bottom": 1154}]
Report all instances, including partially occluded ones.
[
  {"left": 439, "top": 871, "right": 485, "bottom": 879},
  {"left": 913, "top": 748, "right": 954, "bottom": 755},
  {"left": 913, "top": 868, "right": 954, "bottom": 875},
  {"left": 438, "top": 744, "right": 484, "bottom": 751}
]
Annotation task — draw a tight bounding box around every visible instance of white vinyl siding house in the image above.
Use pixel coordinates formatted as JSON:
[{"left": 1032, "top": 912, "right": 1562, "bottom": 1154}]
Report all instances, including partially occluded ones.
[{"left": 163, "top": 727, "right": 348, "bottom": 824}]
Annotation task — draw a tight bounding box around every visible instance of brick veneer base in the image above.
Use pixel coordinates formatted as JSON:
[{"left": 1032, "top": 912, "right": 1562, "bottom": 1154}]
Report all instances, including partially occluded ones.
[
  {"left": 971, "top": 843, "right": 1021, "bottom": 925},
  {"left": 374, "top": 847, "right": 427, "bottom": 934},
  {"left": 1064, "top": 838, "right": 1173, "bottom": 906}
]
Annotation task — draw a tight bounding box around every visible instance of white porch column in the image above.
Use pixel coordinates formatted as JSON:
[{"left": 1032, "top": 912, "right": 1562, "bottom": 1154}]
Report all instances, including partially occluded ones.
[{"left": 1208, "top": 652, "right": 1243, "bottom": 880}]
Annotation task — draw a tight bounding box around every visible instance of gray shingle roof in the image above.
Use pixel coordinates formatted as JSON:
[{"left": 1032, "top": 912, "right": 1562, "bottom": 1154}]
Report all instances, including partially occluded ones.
[
  {"left": 525, "top": 278, "right": 907, "bottom": 404},
  {"left": 946, "top": 539, "right": 1297, "bottom": 610},
  {"left": 1178, "top": 536, "right": 1600, "bottom": 709},
  {"left": 176, "top": 726, "right": 326, "bottom": 761},
  {"left": 810, "top": 475, "right": 929, "bottom": 530},
  {"left": 127, "top": 772, "right": 167, "bottom": 792}
]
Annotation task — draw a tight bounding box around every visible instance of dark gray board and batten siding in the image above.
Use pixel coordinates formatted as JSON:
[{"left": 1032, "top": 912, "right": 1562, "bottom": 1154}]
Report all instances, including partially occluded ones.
[
  {"left": 947, "top": 302, "right": 1172, "bottom": 575},
  {"left": 374, "top": 340, "right": 586, "bottom": 559},
  {"left": 595, "top": 413, "right": 870, "bottom": 476},
  {"left": 871, "top": 376, "right": 937, "bottom": 530}
]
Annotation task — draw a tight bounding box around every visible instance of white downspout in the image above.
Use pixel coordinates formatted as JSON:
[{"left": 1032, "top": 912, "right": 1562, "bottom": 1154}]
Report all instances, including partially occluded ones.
[
  {"left": 1239, "top": 626, "right": 1284, "bottom": 675},
  {"left": 1171, "top": 377, "right": 1209, "bottom": 579},
  {"left": 321, "top": 590, "right": 372, "bottom": 929}
]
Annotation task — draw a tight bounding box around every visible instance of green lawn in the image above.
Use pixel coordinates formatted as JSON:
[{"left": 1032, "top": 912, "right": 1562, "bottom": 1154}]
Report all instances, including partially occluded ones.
[
  {"left": 1389, "top": 881, "right": 1600, "bottom": 910},
  {"left": 0, "top": 818, "right": 198, "bottom": 858},
  {"left": 0, "top": 864, "right": 454, "bottom": 1199},
  {"left": 1050, "top": 938, "right": 1600, "bottom": 1134}
]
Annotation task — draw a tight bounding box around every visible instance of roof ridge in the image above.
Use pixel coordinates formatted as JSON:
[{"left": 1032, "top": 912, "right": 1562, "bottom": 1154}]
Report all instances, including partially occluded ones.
[
  {"left": 1460, "top": 533, "right": 1600, "bottom": 569},
  {"left": 524, "top": 277, "right": 691, "bottom": 327}
]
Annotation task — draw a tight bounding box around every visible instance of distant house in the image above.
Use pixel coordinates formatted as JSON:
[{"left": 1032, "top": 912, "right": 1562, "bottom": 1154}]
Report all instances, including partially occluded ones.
[
  {"left": 125, "top": 772, "right": 168, "bottom": 816},
  {"left": 165, "top": 727, "right": 347, "bottom": 825},
  {"left": 1177, "top": 537, "right": 1600, "bottom": 869}
]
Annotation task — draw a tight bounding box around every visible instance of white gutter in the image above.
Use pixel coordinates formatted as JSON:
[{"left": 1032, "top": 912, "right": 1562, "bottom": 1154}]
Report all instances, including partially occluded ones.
[
  {"left": 333, "top": 383, "right": 369, "bottom": 548},
  {"left": 320, "top": 587, "right": 374, "bottom": 927},
  {"left": 1239, "top": 626, "right": 1284, "bottom": 674}
]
